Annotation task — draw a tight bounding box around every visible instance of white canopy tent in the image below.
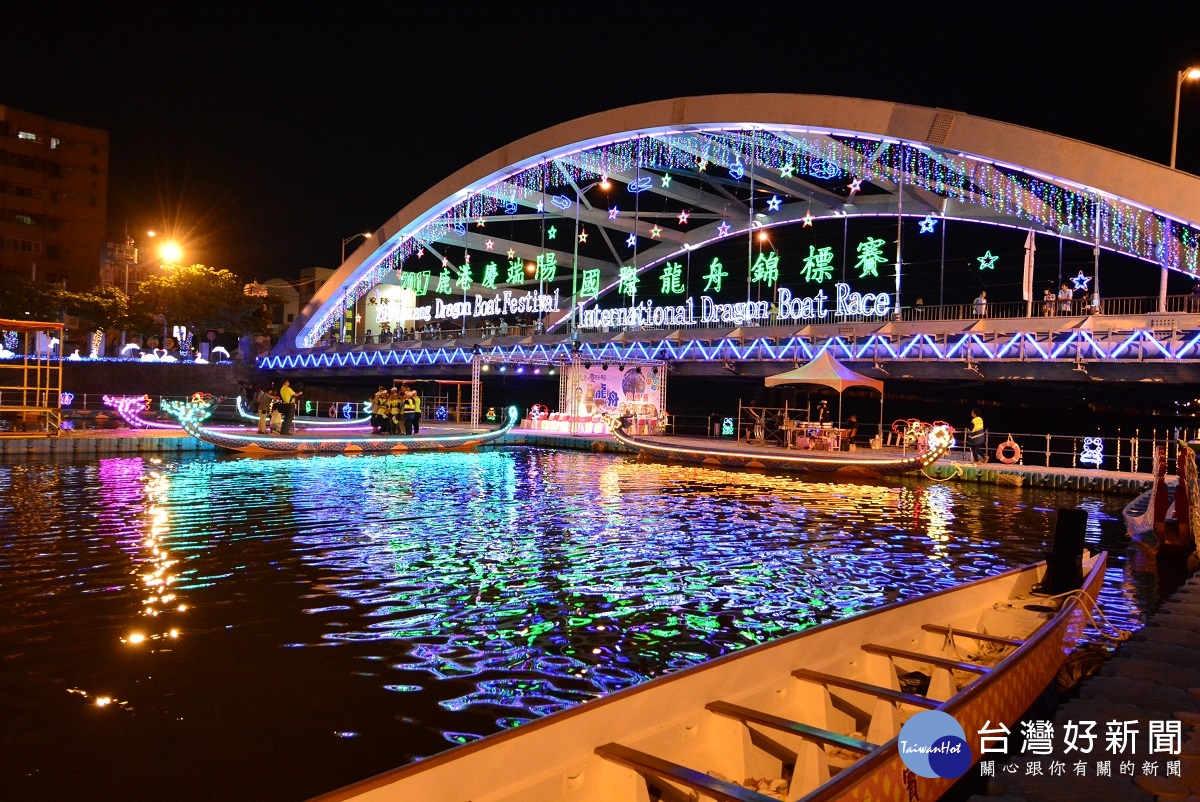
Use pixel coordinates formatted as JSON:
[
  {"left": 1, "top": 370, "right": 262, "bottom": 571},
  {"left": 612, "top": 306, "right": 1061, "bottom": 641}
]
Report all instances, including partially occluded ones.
[{"left": 765, "top": 351, "right": 885, "bottom": 440}]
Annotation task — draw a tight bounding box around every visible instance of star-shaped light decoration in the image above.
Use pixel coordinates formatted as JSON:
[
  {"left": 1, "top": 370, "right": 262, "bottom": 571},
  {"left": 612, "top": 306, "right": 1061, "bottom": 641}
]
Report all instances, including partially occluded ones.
[
  {"left": 578, "top": 229, "right": 588, "bottom": 244},
  {"left": 717, "top": 220, "right": 731, "bottom": 237},
  {"left": 476, "top": 218, "right": 486, "bottom": 228},
  {"left": 802, "top": 211, "right": 814, "bottom": 227},
  {"left": 506, "top": 248, "right": 516, "bottom": 259},
  {"left": 1071, "top": 271, "right": 1092, "bottom": 292},
  {"left": 698, "top": 158, "right": 709, "bottom": 171},
  {"left": 417, "top": 247, "right": 425, "bottom": 258},
  {"left": 626, "top": 233, "right": 638, "bottom": 248},
  {"left": 780, "top": 164, "right": 795, "bottom": 178},
  {"left": 918, "top": 214, "right": 938, "bottom": 234},
  {"left": 766, "top": 195, "right": 782, "bottom": 212},
  {"left": 485, "top": 239, "right": 495, "bottom": 250},
  {"left": 464, "top": 253, "right": 471, "bottom": 263},
  {"left": 536, "top": 200, "right": 544, "bottom": 213},
  {"left": 608, "top": 206, "right": 620, "bottom": 220},
  {"left": 547, "top": 225, "right": 557, "bottom": 240},
  {"left": 661, "top": 173, "right": 672, "bottom": 188},
  {"left": 442, "top": 256, "right": 449, "bottom": 267},
  {"left": 977, "top": 251, "right": 999, "bottom": 270},
  {"left": 650, "top": 224, "right": 662, "bottom": 239},
  {"left": 848, "top": 178, "right": 864, "bottom": 193},
  {"left": 677, "top": 209, "right": 690, "bottom": 225}
]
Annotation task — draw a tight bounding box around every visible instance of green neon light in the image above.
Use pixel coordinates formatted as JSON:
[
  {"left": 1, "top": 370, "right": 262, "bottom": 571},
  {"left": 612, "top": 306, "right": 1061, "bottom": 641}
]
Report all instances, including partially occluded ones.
[
  {"left": 660, "top": 262, "right": 685, "bottom": 294},
  {"left": 855, "top": 237, "right": 887, "bottom": 278},
  {"left": 702, "top": 258, "right": 728, "bottom": 293},
  {"left": 802, "top": 245, "right": 835, "bottom": 283}
]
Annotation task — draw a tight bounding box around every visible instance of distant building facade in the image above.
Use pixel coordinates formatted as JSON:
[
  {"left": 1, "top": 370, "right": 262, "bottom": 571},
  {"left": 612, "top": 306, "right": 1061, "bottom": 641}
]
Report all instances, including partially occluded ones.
[{"left": 0, "top": 105, "right": 109, "bottom": 290}]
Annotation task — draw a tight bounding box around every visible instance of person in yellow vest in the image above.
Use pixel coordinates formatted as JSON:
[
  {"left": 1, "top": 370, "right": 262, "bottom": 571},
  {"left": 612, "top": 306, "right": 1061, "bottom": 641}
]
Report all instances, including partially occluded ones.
[
  {"left": 409, "top": 389, "right": 422, "bottom": 434},
  {"left": 371, "top": 386, "right": 388, "bottom": 434},
  {"left": 385, "top": 387, "right": 402, "bottom": 435},
  {"left": 278, "top": 379, "right": 300, "bottom": 435},
  {"left": 401, "top": 387, "right": 417, "bottom": 435}
]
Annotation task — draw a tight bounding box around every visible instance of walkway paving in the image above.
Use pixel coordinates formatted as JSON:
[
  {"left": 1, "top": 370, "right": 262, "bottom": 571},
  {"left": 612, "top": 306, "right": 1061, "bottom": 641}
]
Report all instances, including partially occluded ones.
[{"left": 970, "top": 573, "right": 1200, "bottom": 801}]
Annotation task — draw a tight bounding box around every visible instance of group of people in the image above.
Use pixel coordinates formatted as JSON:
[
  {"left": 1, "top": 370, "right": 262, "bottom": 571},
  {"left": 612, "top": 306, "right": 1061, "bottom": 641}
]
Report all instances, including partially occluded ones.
[
  {"left": 969, "top": 282, "right": 1100, "bottom": 320},
  {"left": 1040, "top": 282, "right": 1099, "bottom": 316},
  {"left": 371, "top": 385, "right": 422, "bottom": 435},
  {"left": 245, "top": 379, "right": 302, "bottom": 435}
]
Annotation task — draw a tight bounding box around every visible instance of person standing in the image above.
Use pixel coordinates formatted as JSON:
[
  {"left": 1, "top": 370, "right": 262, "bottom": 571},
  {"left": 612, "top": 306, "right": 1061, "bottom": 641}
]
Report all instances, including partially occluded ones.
[
  {"left": 973, "top": 290, "right": 987, "bottom": 318},
  {"left": 409, "top": 389, "right": 422, "bottom": 435},
  {"left": 966, "top": 407, "right": 987, "bottom": 464},
  {"left": 1058, "top": 282, "right": 1073, "bottom": 315},
  {"left": 401, "top": 388, "right": 417, "bottom": 435},
  {"left": 256, "top": 383, "right": 275, "bottom": 434},
  {"left": 279, "top": 379, "right": 300, "bottom": 435},
  {"left": 371, "top": 386, "right": 388, "bottom": 434}
]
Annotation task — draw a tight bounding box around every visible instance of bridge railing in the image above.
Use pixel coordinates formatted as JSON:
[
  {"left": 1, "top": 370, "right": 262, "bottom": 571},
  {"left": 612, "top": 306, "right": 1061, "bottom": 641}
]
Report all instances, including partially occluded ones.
[{"left": 299, "top": 293, "right": 1200, "bottom": 351}]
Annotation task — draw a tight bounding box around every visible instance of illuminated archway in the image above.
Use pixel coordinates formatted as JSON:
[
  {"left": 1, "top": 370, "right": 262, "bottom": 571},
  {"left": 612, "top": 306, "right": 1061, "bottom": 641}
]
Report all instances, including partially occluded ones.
[{"left": 276, "top": 94, "right": 1200, "bottom": 354}]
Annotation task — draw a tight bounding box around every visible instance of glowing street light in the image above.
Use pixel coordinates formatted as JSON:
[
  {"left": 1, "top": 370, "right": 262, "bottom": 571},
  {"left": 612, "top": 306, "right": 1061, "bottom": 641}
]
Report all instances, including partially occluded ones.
[
  {"left": 158, "top": 240, "right": 183, "bottom": 264},
  {"left": 1171, "top": 66, "right": 1200, "bottom": 169}
]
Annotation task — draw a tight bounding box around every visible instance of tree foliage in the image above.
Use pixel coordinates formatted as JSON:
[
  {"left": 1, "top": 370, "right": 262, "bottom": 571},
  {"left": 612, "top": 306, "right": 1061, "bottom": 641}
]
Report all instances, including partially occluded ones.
[{"left": 129, "top": 264, "right": 266, "bottom": 336}]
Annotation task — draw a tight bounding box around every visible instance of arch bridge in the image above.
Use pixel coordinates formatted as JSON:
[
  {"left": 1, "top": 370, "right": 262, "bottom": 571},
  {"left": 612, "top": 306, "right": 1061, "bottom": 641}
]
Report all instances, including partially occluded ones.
[{"left": 268, "top": 94, "right": 1200, "bottom": 384}]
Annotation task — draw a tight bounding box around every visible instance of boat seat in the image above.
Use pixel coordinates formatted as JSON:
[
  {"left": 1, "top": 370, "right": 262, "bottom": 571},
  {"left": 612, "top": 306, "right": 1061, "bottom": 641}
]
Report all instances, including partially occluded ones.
[
  {"left": 595, "top": 742, "right": 774, "bottom": 802},
  {"left": 706, "top": 701, "right": 876, "bottom": 754},
  {"left": 861, "top": 643, "right": 991, "bottom": 674},
  {"left": 921, "top": 624, "right": 1025, "bottom": 648},
  {"left": 792, "top": 668, "right": 939, "bottom": 709}
]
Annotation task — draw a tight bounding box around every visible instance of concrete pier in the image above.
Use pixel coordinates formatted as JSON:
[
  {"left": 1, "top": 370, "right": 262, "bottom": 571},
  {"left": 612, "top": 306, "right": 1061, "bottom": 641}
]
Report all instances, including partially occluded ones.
[{"left": 971, "top": 573, "right": 1200, "bottom": 802}]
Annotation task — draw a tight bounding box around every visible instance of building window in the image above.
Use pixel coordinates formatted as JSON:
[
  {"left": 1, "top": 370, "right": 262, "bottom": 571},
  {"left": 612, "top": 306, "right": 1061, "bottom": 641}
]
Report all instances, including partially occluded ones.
[
  {"left": 50, "top": 138, "right": 61, "bottom": 150},
  {"left": 17, "top": 131, "right": 39, "bottom": 142},
  {"left": 6, "top": 238, "right": 42, "bottom": 254},
  {"left": 14, "top": 185, "right": 38, "bottom": 198},
  {"left": 13, "top": 215, "right": 35, "bottom": 225}
]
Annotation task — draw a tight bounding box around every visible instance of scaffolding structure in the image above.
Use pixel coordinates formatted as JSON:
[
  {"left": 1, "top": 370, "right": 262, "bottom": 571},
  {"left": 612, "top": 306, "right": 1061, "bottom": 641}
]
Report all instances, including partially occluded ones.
[{"left": 0, "top": 318, "right": 65, "bottom": 436}]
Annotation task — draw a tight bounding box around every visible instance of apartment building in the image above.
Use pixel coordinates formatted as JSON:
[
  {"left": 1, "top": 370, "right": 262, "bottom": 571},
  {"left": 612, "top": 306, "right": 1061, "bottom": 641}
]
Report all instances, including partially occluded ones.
[{"left": 0, "top": 105, "right": 108, "bottom": 290}]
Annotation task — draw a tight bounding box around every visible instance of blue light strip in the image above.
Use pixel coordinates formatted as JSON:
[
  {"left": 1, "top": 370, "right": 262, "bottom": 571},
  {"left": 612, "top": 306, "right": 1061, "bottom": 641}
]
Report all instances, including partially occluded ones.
[{"left": 259, "top": 324, "right": 1200, "bottom": 372}]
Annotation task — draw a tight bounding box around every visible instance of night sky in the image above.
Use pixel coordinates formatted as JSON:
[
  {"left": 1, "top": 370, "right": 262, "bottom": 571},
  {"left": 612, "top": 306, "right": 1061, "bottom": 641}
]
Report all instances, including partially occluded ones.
[{"left": 3, "top": 5, "right": 1199, "bottom": 285}]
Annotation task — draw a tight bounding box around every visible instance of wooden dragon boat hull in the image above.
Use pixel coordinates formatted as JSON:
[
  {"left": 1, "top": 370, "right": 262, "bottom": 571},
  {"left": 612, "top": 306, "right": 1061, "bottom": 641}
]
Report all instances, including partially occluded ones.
[
  {"left": 167, "top": 403, "right": 516, "bottom": 456},
  {"left": 314, "top": 551, "right": 1107, "bottom": 802},
  {"left": 610, "top": 422, "right": 953, "bottom": 478}
]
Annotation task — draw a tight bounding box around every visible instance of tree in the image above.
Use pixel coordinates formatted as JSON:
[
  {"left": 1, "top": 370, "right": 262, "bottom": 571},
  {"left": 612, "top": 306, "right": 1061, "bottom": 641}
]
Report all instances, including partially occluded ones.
[
  {"left": 129, "top": 264, "right": 264, "bottom": 339},
  {"left": 0, "top": 279, "right": 70, "bottom": 321},
  {"left": 62, "top": 285, "right": 128, "bottom": 332}
]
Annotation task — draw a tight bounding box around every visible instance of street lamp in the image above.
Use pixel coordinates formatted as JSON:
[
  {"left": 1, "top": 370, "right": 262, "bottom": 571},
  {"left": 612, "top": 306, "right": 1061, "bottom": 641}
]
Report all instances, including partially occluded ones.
[
  {"left": 569, "top": 176, "right": 611, "bottom": 334},
  {"left": 341, "top": 231, "right": 371, "bottom": 264},
  {"left": 1171, "top": 66, "right": 1200, "bottom": 169}
]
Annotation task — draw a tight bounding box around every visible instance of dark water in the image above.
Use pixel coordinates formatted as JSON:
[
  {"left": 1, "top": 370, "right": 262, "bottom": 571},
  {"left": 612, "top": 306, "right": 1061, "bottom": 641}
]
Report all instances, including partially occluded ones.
[{"left": 0, "top": 449, "right": 1154, "bottom": 801}]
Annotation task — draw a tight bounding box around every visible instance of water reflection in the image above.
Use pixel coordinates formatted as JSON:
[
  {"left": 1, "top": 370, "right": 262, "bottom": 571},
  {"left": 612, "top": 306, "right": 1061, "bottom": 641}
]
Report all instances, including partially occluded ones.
[{"left": 0, "top": 447, "right": 1150, "bottom": 801}]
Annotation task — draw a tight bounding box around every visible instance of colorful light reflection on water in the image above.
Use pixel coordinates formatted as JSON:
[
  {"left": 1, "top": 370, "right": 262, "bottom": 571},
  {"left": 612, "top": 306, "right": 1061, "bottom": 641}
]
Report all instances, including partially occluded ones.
[{"left": 0, "top": 449, "right": 1151, "bottom": 801}]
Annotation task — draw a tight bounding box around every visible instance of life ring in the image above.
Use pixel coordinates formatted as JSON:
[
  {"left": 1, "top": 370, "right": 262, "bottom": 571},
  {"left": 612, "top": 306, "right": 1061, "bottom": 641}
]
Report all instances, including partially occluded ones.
[{"left": 996, "top": 439, "right": 1022, "bottom": 464}]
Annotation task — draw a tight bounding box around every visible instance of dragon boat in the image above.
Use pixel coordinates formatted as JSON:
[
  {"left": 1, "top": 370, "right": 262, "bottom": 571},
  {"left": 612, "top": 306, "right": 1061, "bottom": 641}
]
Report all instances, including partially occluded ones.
[
  {"left": 316, "top": 549, "right": 1107, "bottom": 802},
  {"left": 163, "top": 400, "right": 517, "bottom": 456},
  {"left": 608, "top": 418, "right": 954, "bottom": 478}
]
